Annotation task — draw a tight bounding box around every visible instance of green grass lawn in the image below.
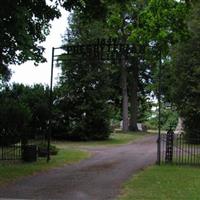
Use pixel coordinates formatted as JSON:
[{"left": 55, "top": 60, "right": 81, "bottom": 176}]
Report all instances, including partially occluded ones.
[
  {"left": 0, "top": 148, "right": 90, "bottom": 186},
  {"left": 53, "top": 132, "right": 149, "bottom": 148},
  {"left": 119, "top": 165, "right": 200, "bottom": 200}
]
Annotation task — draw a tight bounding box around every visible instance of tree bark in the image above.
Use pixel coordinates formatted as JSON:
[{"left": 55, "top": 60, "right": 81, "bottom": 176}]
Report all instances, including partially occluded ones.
[
  {"left": 175, "top": 117, "right": 184, "bottom": 134},
  {"left": 129, "top": 62, "right": 139, "bottom": 131},
  {"left": 121, "top": 56, "right": 129, "bottom": 132}
]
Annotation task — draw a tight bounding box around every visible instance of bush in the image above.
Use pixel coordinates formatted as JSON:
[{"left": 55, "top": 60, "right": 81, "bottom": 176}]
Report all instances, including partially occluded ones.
[
  {"left": 0, "top": 84, "right": 50, "bottom": 145},
  {"left": 51, "top": 88, "right": 112, "bottom": 141},
  {"left": 68, "top": 115, "right": 111, "bottom": 141},
  {"left": 0, "top": 98, "right": 31, "bottom": 146},
  {"left": 145, "top": 107, "right": 178, "bottom": 131},
  {"left": 37, "top": 143, "right": 59, "bottom": 157},
  {"left": 166, "top": 3, "right": 200, "bottom": 143},
  {"left": 52, "top": 114, "right": 111, "bottom": 141}
]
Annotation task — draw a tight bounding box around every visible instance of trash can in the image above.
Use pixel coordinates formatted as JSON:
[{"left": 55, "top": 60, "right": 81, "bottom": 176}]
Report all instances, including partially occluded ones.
[{"left": 22, "top": 145, "right": 37, "bottom": 162}]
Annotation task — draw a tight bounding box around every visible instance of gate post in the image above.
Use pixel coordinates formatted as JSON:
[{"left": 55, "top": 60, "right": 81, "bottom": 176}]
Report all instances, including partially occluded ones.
[{"left": 165, "top": 129, "right": 174, "bottom": 163}]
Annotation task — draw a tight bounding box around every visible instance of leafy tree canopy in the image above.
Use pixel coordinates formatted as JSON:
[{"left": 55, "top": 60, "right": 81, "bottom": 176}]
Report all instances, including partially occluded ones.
[
  {"left": 0, "top": 0, "right": 60, "bottom": 81},
  {"left": 163, "top": 1, "right": 200, "bottom": 140}
]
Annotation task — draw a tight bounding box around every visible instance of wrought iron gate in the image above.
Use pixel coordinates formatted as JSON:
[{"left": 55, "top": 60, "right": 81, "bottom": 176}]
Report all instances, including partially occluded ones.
[
  {"left": 0, "top": 131, "right": 47, "bottom": 161},
  {"left": 0, "top": 144, "right": 21, "bottom": 160},
  {"left": 160, "top": 130, "right": 200, "bottom": 165},
  {"left": 0, "top": 134, "right": 22, "bottom": 161}
]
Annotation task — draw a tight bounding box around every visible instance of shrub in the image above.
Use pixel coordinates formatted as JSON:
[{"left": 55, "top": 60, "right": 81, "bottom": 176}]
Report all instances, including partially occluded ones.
[
  {"left": 51, "top": 90, "right": 111, "bottom": 141},
  {"left": 37, "top": 143, "right": 59, "bottom": 157},
  {"left": 67, "top": 115, "right": 111, "bottom": 141},
  {"left": 0, "top": 98, "right": 31, "bottom": 146}
]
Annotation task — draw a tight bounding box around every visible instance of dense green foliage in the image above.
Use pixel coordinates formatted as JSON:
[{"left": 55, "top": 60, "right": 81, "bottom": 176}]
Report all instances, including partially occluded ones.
[
  {"left": 0, "top": 84, "right": 49, "bottom": 144},
  {"left": 55, "top": 59, "right": 112, "bottom": 140},
  {"left": 0, "top": 0, "right": 60, "bottom": 81},
  {"left": 145, "top": 104, "right": 178, "bottom": 130},
  {"left": 0, "top": 97, "right": 31, "bottom": 145},
  {"left": 58, "top": 0, "right": 189, "bottom": 134},
  {"left": 1, "top": 0, "right": 198, "bottom": 141},
  {"left": 163, "top": 2, "right": 200, "bottom": 141},
  {"left": 56, "top": 13, "right": 112, "bottom": 140}
]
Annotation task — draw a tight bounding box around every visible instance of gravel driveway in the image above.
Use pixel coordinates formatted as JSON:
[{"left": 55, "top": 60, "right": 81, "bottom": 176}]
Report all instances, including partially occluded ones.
[{"left": 0, "top": 135, "right": 157, "bottom": 200}]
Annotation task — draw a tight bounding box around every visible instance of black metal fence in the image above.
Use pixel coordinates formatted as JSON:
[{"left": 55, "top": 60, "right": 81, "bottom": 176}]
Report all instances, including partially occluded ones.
[
  {"left": 160, "top": 131, "right": 200, "bottom": 165},
  {"left": 0, "top": 144, "right": 22, "bottom": 160},
  {"left": 0, "top": 134, "right": 48, "bottom": 161},
  {"left": 0, "top": 133, "right": 21, "bottom": 161}
]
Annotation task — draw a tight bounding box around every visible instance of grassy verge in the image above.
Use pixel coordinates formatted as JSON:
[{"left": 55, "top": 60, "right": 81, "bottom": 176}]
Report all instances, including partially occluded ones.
[
  {"left": 119, "top": 165, "right": 200, "bottom": 200},
  {"left": 0, "top": 148, "right": 90, "bottom": 186},
  {"left": 53, "top": 132, "right": 150, "bottom": 148}
]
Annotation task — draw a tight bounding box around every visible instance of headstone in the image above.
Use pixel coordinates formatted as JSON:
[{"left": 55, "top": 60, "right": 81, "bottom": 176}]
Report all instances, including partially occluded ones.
[
  {"left": 119, "top": 121, "right": 147, "bottom": 132},
  {"left": 137, "top": 123, "right": 147, "bottom": 132}
]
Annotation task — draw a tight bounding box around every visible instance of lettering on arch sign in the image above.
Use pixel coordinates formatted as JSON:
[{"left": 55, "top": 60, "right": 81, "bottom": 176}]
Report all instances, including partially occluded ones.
[{"left": 55, "top": 38, "right": 137, "bottom": 63}]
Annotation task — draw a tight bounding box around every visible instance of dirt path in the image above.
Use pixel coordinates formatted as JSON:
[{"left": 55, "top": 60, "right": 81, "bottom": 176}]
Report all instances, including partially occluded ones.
[{"left": 0, "top": 135, "right": 157, "bottom": 200}]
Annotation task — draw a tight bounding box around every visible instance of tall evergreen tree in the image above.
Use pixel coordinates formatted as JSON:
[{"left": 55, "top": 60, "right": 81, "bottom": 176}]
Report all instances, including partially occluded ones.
[{"left": 57, "top": 12, "right": 112, "bottom": 140}]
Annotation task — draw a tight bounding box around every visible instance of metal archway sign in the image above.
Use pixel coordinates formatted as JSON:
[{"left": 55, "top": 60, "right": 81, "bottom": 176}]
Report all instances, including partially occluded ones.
[
  {"left": 47, "top": 38, "right": 137, "bottom": 162},
  {"left": 47, "top": 38, "right": 162, "bottom": 164}
]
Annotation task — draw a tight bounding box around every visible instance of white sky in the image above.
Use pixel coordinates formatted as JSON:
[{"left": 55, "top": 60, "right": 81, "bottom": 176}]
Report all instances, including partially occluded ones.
[{"left": 10, "top": 8, "right": 69, "bottom": 87}]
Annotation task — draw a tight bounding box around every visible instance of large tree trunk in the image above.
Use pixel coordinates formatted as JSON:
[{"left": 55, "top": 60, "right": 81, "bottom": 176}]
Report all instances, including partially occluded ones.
[
  {"left": 129, "top": 62, "right": 139, "bottom": 131},
  {"left": 175, "top": 117, "right": 184, "bottom": 134},
  {"left": 121, "top": 57, "right": 129, "bottom": 132}
]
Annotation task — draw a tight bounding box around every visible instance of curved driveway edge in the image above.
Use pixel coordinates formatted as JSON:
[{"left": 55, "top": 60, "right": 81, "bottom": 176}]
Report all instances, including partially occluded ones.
[{"left": 0, "top": 135, "right": 157, "bottom": 200}]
